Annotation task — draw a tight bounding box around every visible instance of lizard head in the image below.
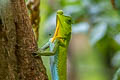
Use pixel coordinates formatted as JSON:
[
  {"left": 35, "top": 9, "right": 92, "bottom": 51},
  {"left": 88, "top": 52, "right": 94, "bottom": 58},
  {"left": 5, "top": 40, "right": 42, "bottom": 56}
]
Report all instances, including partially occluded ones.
[{"left": 51, "top": 10, "right": 72, "bottom": 42}]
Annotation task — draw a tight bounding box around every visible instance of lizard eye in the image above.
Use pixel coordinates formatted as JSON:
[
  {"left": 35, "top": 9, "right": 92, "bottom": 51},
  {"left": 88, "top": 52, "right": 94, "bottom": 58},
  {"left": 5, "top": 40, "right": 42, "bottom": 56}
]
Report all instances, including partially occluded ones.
[{"left": 65, "top": 19, "right": 72, "bottom": 24}]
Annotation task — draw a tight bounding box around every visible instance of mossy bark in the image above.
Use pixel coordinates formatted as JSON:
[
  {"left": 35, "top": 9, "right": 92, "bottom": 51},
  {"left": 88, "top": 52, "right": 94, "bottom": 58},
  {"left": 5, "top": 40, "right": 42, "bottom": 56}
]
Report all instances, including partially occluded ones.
[{"left": 0, "top": 0, "right": 48, "bottom": 80}]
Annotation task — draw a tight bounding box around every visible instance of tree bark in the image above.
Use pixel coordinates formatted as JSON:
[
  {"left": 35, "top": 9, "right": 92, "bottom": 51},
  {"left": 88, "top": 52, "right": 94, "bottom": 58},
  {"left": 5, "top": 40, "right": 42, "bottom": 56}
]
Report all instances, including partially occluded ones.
[{"left": 0, "top": 0, "right": 48, "bottom": 80}]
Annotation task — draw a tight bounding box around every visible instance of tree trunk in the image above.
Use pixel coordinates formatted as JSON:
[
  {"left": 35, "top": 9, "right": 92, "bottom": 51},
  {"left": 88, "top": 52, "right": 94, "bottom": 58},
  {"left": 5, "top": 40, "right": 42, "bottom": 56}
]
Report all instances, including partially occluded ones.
[{"left": 0, "top": 0, "right": 48, "bottom": 80}]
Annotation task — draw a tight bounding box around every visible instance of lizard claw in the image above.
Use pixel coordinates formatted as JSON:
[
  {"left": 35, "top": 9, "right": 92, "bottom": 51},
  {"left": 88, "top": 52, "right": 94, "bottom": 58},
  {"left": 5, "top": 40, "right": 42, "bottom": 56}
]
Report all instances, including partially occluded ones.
[
  {"left": 32, "top": 52, "right": 40, "bottom": 57},
  {"left": 32, "top": 49, "right": 43, "bottom": 57},
  {"left": 32, "top": 52, "right": 37, "bottom": 56}
]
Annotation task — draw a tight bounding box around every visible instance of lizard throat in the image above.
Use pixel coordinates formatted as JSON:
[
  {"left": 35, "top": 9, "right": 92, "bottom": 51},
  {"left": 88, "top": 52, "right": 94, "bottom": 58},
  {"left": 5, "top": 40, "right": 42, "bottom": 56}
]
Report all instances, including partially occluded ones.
[{"left": 51, "top": 22, "right": 60, "bottom": 43}]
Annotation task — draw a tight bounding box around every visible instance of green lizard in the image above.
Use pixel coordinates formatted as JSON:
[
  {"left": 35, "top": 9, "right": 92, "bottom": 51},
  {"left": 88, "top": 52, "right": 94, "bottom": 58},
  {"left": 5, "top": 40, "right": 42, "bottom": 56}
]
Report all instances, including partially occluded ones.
[{"left": 36, "top": 10, "right": 72, "bottom": 80}]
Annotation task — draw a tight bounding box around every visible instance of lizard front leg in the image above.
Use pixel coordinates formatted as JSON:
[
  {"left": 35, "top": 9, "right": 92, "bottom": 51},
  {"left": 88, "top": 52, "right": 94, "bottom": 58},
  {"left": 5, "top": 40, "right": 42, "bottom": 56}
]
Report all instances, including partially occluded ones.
[{"left": 35, "top": 39, "right": 60, "bottom": 56}]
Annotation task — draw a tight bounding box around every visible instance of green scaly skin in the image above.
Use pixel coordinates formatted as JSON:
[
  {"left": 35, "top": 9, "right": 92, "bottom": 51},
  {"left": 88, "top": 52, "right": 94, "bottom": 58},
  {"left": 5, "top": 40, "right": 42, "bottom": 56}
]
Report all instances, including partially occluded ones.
[{"left": 36, "top": 10, "right": 72, "bottom": 80}]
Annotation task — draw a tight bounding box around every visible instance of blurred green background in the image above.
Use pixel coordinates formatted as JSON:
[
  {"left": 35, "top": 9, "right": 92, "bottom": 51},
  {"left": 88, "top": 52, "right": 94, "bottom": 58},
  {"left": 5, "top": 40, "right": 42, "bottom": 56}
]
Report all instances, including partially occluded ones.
[{"left": 37, "top": 0, "right": 120, "bottom": 80}]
